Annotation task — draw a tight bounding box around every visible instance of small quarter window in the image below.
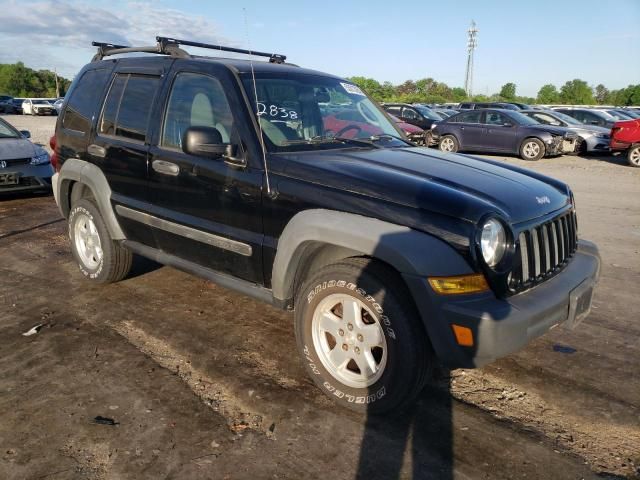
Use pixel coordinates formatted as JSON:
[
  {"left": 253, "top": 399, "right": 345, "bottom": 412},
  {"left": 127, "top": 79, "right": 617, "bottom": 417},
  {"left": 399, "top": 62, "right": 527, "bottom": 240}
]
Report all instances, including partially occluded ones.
[{"left": 62, "top": 68, "right": 110, "bottom": 133}]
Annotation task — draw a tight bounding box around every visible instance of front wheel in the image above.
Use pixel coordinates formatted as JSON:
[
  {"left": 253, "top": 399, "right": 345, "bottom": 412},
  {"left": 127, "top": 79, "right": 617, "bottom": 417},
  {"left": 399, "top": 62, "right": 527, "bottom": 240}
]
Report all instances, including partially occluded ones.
[
  {"left": 628, "top": 145, "right": 640, "bottom": 167},
  {"left": 520, "top": 138, "right": 545, "bottom": 161},
  {"left": 68, "top": 199, "right": 132, "bottom": 283},
  {"left": 439, "top": 135, "right": 459, "bottom": 153},
  {"left": 294, "top": 258, "right": 433, "bottom": 413}
]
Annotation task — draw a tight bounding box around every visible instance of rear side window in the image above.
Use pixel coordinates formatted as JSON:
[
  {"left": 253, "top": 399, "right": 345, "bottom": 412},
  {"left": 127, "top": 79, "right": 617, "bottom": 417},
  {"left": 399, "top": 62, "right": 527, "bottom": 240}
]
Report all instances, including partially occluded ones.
[
  {"left": 62, "top": 68, "right": 110, "bottom": 133},
  {"left": 99, "top": 74, "right": 160, "bottom": 142}
]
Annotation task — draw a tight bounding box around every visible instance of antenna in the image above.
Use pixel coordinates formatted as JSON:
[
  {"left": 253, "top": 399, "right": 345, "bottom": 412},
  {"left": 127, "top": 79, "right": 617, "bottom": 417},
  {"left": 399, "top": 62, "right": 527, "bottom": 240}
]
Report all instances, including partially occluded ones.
[
  {"left": 243, "top": 8, "right": 272, "bottom": 196},
  {"left": 464, "top": 20, "right": 478, "bottom": 97}
]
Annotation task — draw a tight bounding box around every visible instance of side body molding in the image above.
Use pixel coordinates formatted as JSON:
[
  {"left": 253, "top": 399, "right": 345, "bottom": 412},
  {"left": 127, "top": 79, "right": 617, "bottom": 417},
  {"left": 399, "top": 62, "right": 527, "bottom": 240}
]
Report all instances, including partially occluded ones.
[
  {"left": 54, "top": 158, "right": 126, "bottom": 239},
  {"left": 271, "top": 209, "right": 474, "bottom": 302}
]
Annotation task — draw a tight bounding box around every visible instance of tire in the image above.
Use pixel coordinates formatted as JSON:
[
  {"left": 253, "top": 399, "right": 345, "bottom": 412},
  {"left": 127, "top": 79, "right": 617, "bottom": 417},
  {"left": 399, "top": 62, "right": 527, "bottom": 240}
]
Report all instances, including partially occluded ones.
[
  {"left": 68, "top": 198, "right": 132, "bottom": 283},
  {"left": 439, "top": 135, "right": 459, "bottom": 153},
  {"left": 519, "top": 138, "right": 545, "bottom": 161},
  {"left": 628, "top": 145, "right": 640, "bottom": 167},
  {"left": 294, "top": 258, "right": 433, "bottom": 414}
]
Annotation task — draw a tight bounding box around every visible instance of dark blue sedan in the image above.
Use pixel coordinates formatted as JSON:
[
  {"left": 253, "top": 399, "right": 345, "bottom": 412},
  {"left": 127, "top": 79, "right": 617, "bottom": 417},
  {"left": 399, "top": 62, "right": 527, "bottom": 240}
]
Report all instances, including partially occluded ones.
[{"left": 432, "top": 109, "right": 579, "bottom": 160}]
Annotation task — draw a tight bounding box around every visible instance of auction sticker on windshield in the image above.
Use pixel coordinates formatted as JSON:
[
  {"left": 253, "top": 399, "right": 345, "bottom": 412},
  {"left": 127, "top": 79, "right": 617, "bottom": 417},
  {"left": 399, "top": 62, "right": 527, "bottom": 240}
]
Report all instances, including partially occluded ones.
[{"left": 341, "top": 83, "right": 365, "bottom": 96}]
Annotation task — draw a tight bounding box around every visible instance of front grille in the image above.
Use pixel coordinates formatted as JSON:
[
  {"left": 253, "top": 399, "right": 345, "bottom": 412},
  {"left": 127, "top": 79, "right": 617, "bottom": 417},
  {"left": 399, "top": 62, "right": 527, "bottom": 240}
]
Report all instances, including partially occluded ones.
[{"left": 510, "top": 210, "right": 578, "bottom": 293}]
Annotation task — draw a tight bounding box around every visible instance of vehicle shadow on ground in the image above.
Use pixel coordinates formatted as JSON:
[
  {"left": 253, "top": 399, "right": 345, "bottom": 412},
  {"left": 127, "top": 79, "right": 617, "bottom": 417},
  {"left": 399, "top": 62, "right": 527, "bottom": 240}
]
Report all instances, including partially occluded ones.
[{"left": 128, "top": 255, "right": 163, "bottom": 279}]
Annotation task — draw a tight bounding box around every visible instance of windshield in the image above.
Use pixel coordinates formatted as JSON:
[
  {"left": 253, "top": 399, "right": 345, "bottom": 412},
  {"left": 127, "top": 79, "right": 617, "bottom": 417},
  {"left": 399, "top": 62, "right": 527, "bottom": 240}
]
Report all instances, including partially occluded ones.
[
  {"left": 548, "top": 111, "right": 582, "bottom": 125},
  {"left": 0, "top": 118, "right": 21, "bottom": 139},
  {"left": 242, "top": 74, "right": 405, "bottom": 152},
  {"left": 414, "top": 105, "right": 443, "bottom": 120},
  {"left": 507, "top": 111, "right": 540, "bottom": 126}
]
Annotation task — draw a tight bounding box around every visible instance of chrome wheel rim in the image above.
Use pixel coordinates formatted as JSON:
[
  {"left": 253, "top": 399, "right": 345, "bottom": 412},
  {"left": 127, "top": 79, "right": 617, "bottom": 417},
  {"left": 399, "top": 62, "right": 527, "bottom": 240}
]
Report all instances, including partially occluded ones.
[
  {"left": 74, "top": 213, "right": 103, "bottom": 269},
  {"left": 523, "top": 141, "right": 541, "bottom": 158},
  {"left": 630, "top": 147, "right": 640, "bottom": 166},
  {"left": 312, "top": 294, "right": 387, "bottom": 388},
  {"left": 440, "top": 137, "right": 455, "bottom": 152}
]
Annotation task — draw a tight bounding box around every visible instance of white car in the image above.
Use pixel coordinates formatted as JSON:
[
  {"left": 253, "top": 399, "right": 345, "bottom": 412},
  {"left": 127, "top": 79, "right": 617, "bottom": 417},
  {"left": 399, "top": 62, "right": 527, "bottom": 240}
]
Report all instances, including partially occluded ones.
[{"left": 21, "top": 98, "right": 56, "bottom": 116}]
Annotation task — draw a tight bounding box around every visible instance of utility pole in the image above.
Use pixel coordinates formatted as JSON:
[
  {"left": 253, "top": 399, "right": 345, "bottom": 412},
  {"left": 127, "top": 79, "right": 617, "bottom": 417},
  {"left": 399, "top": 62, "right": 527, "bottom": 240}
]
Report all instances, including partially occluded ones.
[
  {"left": 54, "top": 68, "right": 60, "bottom": 98},
  {"left": 464, "top": 20, "right": 478, "bottom": 97}
]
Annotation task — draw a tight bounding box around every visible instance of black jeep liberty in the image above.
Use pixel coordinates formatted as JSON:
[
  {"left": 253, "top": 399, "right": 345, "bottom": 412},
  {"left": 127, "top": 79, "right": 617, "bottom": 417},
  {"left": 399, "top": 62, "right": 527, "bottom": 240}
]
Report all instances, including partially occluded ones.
[{"left": 51, "top": 38, "right": 600, "bottom": 412}]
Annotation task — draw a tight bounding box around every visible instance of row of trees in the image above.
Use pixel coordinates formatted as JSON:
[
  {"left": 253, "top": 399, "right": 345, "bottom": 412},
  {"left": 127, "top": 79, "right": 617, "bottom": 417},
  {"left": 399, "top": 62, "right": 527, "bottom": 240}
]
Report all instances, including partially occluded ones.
[
  {"left": 347, "top": 76, "right": 640, "bottom": 106},
  {"left": 0, "top": 63, "right": 71, "bottom": 98}
]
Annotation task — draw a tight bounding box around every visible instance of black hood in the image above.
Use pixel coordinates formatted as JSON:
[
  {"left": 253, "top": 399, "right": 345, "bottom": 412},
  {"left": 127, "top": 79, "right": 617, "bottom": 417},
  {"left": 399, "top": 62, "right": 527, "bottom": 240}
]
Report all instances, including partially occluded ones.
[{"left": 281, "top": 146, "right": 570, "bottom": 225}]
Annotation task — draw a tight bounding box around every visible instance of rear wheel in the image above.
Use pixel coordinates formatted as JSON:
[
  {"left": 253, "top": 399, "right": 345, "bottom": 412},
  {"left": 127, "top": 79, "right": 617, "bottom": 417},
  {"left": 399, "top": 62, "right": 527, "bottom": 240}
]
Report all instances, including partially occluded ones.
[
  {"left": 520, "top": 138, "right": 545, "bottom": 161},
  {"left": 439, "top": 135, "right": 459, "bottom": 153},
  {"left": 628, "top": 145, "right": 640, "bottom": 167},
  {"left": 294, "top": 258, "right": 433, "bottom": 413},
  {"left": 68, "top": 199, "right": 132, "bottom": 283}
]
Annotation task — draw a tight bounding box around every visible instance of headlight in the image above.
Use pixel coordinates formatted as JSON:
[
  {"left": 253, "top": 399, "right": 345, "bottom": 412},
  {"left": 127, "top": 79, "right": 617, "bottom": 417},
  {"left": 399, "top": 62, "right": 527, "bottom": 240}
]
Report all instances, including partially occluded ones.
[
  {"left": 595, "top": 133, "right": 609, "bottom": 139},
  {"left": 30, "top": 152, "right": 50, "bottom": 165},
  {"left": 480, "top": 218, "right": 507, "bottom": 267}
]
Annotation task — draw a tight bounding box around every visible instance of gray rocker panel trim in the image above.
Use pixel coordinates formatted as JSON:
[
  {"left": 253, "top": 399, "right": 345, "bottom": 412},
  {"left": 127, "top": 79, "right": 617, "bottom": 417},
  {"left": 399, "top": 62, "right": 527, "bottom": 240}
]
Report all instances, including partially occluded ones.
[
  {"left": 271, "top": 209, "right": 473, "bottom": 301},
  {"left": 55, "top": 158, "right": 125, "bottom": 239},
  {"left": 115, "top": 205, "right": 252, "bottom": 256}
]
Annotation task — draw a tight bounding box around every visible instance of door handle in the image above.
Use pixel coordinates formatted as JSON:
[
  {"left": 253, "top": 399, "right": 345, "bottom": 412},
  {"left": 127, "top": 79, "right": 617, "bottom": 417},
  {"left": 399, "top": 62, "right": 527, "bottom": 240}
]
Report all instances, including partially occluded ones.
[
  {"left": 87, "top": 144, "right": 106, "bottom": 158},
  {"left": 152, "top": 159, "right": 180, "bottom": 176}
]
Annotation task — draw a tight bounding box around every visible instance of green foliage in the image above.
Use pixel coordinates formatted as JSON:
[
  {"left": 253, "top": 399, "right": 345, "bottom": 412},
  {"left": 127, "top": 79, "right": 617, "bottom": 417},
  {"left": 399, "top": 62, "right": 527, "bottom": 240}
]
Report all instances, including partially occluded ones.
[
  {"left": 499, "top": 82, "right": 516, "bottom": 100},
  {"left": 559, "top": 79, "right": 594, "bottom": 105},
  {"left": 594, "top": 84, "right": 609, "bottom": 105},
  {"left": 536, "top": 84, "right": 560, "bottom": 104},
  {"left": 0, "top": 62, "right": 71, "bottom": 98}
]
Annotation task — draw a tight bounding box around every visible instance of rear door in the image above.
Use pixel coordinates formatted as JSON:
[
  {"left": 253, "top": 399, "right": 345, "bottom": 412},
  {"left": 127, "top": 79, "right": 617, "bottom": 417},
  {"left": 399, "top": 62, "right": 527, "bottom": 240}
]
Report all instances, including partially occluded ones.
[
  {"left": 144, "top": 63, "right": 265, "bottom": 283},
  {"left": 90, "top": 68, "right": 164, "bottom": 245}
]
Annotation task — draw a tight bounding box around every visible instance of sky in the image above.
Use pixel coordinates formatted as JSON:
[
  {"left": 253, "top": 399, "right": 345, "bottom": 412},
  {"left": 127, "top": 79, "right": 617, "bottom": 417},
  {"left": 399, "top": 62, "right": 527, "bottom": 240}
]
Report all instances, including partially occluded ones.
[{"left": 0, "top": 0, "right": 639, "bottom": 97}]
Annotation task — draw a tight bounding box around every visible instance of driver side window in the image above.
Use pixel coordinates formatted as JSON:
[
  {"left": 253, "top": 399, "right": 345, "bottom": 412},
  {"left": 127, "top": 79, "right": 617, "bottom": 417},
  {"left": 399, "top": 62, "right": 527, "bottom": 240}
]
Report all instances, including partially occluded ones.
[
  {"left": 162, "top": 73, "right": 234, "bottom": 149},
  {"left": 402, "top": 108, "right": 419, "bottom": 120}
]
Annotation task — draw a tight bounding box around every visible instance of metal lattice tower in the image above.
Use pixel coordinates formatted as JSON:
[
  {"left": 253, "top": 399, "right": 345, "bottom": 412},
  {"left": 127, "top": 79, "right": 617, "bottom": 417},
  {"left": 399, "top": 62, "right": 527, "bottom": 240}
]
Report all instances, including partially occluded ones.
[{"left": 464, "top": 21, "right": 478, "bottom": 97}]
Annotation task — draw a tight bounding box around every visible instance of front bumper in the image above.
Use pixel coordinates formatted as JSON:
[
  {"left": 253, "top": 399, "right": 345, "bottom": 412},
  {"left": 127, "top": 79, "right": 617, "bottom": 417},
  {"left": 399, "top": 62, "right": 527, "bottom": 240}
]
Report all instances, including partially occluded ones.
[
  {"left": 403, "top": 240, "right": 600, "bottom": 368},
  {"left": 0, "top": 163, "right": 54, "bottom": 193}
]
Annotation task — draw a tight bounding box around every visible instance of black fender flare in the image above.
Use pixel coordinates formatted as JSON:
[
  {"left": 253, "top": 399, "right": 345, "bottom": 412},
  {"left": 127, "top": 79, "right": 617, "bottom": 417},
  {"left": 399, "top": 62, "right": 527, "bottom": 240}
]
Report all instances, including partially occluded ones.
[{"left": 271, "top": 209, "right": 473, "bottom": 303}]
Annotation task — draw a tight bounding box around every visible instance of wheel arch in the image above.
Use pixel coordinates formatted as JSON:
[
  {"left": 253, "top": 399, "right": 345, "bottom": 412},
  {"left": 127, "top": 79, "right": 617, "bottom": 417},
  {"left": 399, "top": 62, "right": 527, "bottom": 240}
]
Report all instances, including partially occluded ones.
[
  {"left": 271, "top": 209, "right": 473, "bottom": 306},
  {"left": 55, "top": 159, "right": 125, "bottom": 239}
]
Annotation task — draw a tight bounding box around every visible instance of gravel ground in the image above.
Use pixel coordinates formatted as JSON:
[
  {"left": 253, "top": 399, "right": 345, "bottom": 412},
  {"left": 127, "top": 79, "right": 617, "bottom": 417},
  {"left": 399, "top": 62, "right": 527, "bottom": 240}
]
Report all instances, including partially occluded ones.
[{"left": 1, "top": 114, "right": 639, "bottom": 479}]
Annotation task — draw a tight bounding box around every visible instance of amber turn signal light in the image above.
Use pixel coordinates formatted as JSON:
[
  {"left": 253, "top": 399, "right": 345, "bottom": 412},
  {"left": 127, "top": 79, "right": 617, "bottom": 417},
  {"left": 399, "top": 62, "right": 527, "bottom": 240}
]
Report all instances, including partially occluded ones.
[
  {"left": 428, "top": 274, "right": 489, "bottom": 295},
  {"left": 451, "top": 324, "right": 474, "bottom": 347}
]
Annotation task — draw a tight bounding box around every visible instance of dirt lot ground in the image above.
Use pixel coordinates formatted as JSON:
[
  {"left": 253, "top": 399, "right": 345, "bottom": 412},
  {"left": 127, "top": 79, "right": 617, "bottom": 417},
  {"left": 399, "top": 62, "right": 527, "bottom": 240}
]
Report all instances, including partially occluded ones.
[{"left": 1, "top": 114, "right": 639, "bottom": 480}]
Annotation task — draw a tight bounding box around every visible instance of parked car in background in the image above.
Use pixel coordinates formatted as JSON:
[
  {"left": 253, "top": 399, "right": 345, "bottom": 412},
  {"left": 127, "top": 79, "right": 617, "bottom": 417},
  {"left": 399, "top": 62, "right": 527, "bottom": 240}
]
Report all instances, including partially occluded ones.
[
  {"left": 616, "top": 109, "right": 640, "bottom": 119},
  {"left": 388, "top": 114, "right": 427, "bottom": 144},
  {"left": 433, "top": 108, "right": 457, "bottom": 118},
  {"left": 0, "top": 117, "right": 53, "bottom": 192},
  {"left": 610, "top": 118, "right": 640, "bottom": 167},
  {"left": 520, "top": 110, "right": 610, "bottom": 154},
  {"left": 22, "top": 98, "right": 56, "bottom": 116},
  {"left": 600, "top": 109, "right": 635, "bottom": 121},
  {"left": 553, "top": 107, "right": 615, "bottom": 129},
  {"left": 458, "top": 102, "right": 522, "bottom": 111},
  {"left": 7, "top": 98, "right": 25, "bottom": 114},
  {"left": 53, "top": 98, "right": 64, "bottom": 114},
  {"left": 432, "top": 108, "right": 579, "bottom": 160},
  {"left": 381, "top": 103, "right": 442, "bottom": 130},
  {"left": 0, "top": 95, "right": 14, "bottom": 113}
]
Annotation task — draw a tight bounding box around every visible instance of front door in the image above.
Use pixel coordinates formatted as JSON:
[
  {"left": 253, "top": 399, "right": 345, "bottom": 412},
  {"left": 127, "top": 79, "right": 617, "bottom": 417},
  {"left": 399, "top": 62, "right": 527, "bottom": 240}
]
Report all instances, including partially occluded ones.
[
  {"left": 145, "top": 67, "right": 264, "bottom": 283},
  {"left": 454, "top": 110, "right": 485, "bottom": 148},
  {"left": 481, "top": 111, "right": 517, "bottom": 152}
]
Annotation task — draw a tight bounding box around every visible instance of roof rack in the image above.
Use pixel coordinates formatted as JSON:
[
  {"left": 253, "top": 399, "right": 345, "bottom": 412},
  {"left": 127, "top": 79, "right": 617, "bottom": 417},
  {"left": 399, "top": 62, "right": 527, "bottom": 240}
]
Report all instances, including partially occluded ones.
[
  {"left": 156, "top": 37, "right": 286, "bottom": 64},
  {"left": 91, "top": 37, "right": 287, "bottom": 64}
]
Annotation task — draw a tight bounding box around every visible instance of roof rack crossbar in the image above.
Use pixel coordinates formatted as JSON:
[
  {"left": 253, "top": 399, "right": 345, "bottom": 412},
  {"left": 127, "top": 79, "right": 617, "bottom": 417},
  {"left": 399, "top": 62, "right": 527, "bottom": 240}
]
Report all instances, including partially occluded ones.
[
  {"left": 156, "top": 36, "right": 287, "bottom": 64},
  {"left": 91, "top": 40, "right": 190, "bottom": 62}
]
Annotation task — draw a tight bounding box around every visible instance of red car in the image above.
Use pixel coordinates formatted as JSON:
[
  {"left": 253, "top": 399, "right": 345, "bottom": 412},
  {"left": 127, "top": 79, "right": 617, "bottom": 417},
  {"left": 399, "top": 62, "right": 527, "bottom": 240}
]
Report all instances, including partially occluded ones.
[
  {"left": 389, "top": 115, "right": 427, "bottom": 145},
  {"left": 610, "top": 119, "right": 640, "bottom": 167}
]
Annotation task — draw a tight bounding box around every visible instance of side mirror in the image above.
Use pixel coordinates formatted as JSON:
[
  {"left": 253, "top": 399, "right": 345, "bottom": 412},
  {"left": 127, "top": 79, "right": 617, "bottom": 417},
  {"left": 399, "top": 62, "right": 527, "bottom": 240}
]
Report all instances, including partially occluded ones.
[
  {"left": 20, "top": 130, "right": 31, "bottom": 138},
  {"left": 502, "top": 122, "right": 513, "bottom": 127},
  {"left": 182, "top": 126, "right": 240, "bottom": 164}
]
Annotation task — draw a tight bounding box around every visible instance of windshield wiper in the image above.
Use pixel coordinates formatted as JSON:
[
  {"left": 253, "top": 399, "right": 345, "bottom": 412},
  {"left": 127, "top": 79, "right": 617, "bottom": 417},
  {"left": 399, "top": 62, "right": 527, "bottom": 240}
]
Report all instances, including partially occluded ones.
[
  {"left": 282, "top": 135, "right": 382, "bottom": 148},
  {"left": 368, "top": 133, "right": 410, "bottom": 144}
]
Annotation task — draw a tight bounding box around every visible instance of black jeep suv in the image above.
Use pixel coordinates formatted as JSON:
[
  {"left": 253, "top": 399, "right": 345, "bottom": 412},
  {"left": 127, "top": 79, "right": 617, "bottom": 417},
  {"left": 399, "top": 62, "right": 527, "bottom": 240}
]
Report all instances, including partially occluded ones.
[{"left": 52, "top": 38, "right": 600, "bottom": 413}]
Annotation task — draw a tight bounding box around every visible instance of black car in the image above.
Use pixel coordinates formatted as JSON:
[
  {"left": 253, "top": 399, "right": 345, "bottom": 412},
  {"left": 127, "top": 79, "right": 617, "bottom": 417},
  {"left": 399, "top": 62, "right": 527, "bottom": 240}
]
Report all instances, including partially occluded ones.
[
  {"left": 458, "top": 102, "right": 524, "bottom": 111},
  {"left": 381, "top": 103, "right": 442, "bottom": 130},
  {"left": 432, "top": 109, "right": 579, "bottom": 160},
  {"left": 51, "top": 37, "right": 600, "bottom": 414}
]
